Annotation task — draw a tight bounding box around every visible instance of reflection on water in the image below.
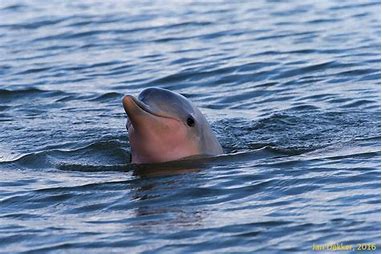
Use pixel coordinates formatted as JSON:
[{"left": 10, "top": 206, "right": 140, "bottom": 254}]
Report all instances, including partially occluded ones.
[{"left": 131, "top": 176, "right": 205, "bottom": 229}]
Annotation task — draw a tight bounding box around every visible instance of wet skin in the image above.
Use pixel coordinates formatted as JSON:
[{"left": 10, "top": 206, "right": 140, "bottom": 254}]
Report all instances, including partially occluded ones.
[{"left": 122, "top": 88, "right": 223, "bottom": 164}]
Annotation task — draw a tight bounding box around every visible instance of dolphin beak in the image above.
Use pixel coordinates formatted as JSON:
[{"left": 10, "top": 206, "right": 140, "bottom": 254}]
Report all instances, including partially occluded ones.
[
  {"left": 123, "top": 95, "right": 155, "bottom": 115},
  {"left": 122, "top": 95, "right": 180, "bottom": 133},
  {"left": 122, "top": 95, "right": 146, "bottom": 122},
  {"left": 123, "top": 95, "right": 171, "bottom": 118},
  {"left": 122, "top": 95, "right": 157, "bottom": 129},
  {"left": 122, "top": 95, "right": 137, "bottom": 115}
]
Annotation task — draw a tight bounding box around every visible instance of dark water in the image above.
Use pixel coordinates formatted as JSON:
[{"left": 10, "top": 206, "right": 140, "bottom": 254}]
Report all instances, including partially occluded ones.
[{"left": 0, "top": 0, "right": 380, "bottom": 253}]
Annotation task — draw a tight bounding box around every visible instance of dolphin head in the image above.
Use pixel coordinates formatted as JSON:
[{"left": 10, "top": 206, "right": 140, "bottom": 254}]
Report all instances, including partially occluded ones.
[{"left": 122, "top": 87, "right": 222, "bottom": 164}]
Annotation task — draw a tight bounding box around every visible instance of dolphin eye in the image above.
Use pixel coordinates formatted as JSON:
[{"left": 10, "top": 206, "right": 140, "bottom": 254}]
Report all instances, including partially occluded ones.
[{"left": 187, "top": 116, "right": 195, "bottom": 127}]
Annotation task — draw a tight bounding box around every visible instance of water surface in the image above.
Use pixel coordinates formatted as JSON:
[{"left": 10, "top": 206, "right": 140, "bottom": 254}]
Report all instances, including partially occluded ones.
[{"left": 0, "top": 0, "right": 380, "bottom": 253}]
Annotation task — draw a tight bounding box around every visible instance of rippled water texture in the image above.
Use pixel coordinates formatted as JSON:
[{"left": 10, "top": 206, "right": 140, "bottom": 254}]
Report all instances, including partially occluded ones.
[{"left": 0, "top": 0, "right": 380, "bottom": 253}]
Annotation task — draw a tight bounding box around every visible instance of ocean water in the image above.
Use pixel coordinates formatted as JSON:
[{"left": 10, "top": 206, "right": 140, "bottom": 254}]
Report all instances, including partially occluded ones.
[{"left": 0, "top": 0, "right": 380, "bottom": 253}]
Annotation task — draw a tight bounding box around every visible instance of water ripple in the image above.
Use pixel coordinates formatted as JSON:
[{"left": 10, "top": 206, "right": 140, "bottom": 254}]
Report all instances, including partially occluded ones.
[{"left": 0, "top": 0, "right": 380, "bottom": 253}]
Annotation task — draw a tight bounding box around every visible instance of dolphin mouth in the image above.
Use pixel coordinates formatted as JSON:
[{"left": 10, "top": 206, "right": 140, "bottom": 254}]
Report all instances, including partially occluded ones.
[
  {"left": 123, "top": 95, "right": 174, "bottom": 120},
  {"left": 124, "top": 95, "right": 155, "bottom": 115}
]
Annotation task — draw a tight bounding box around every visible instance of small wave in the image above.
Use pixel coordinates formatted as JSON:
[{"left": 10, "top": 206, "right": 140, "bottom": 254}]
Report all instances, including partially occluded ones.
[
  {"left": 87, "top": 92, "right": 124, "bottom": 102},
  {"left": 0, "top": 87, "right": 66, "bottom": 101},
  {"left": 272, "top": 60, "right": 337, "bottom": 79},
  {"left": 0, "top": 4, "right": 28, "bottom": 12},
  {"left": 1, "top": 139, "right": 130, "bottom": 170},
  {"left": 1, "top": 17, "right": 67, "bottom": 30}
]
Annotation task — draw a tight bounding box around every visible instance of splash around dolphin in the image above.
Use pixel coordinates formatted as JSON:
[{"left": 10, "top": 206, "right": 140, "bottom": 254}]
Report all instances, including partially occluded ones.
[{"left": 122, "top": 87, "right": 223, "bottom": 164}]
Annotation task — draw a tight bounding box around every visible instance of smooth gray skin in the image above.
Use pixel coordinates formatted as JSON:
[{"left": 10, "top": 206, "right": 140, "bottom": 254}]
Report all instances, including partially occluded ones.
[{"left": 127, "top": 87, "right": 223, "bottom": 157}]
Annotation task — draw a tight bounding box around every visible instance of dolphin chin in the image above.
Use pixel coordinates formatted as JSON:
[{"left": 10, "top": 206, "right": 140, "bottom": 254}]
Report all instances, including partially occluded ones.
[{"left": 122, "top": 88, "right": 223, "bottom": 164}]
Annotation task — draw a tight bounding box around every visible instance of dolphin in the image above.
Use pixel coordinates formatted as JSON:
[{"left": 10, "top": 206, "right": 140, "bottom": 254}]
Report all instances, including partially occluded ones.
[{"left": 122, "top": 87, "right": 223, "bottom": 164}]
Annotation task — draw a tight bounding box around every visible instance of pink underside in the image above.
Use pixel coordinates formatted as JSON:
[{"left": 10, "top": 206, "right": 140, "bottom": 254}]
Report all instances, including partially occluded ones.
[{"left": 128, "top": 119, "right": 199, "bottom": 164}]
